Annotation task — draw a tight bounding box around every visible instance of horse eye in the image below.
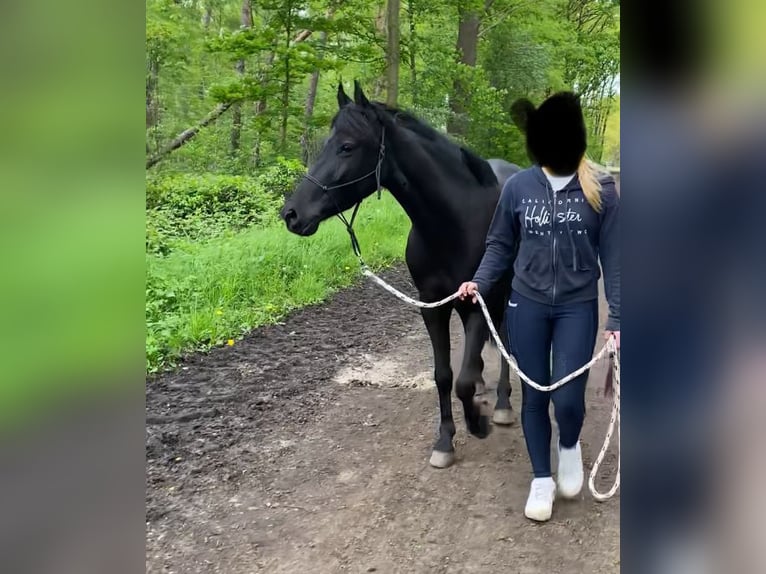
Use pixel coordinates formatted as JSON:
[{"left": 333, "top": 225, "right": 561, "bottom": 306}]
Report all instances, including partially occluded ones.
[{"left": 339, "top": 143, "right": 354, "bottom": 154}]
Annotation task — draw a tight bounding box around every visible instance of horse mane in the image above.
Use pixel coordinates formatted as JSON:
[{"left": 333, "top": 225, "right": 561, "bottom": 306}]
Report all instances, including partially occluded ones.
[
  {"left": 334, "top": 101, "right": 498, "bottom": 189},
  {"left": 459, "top": 147, "right": 500, "bottom": 187}
]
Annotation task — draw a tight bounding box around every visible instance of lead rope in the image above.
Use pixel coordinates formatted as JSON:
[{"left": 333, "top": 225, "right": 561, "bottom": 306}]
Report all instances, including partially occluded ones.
[{"left": 360, "top": 265, "right": 620, "bottom": 501}]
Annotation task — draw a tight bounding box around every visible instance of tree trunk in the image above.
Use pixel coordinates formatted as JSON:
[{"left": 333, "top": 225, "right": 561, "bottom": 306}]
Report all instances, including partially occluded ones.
[
  {"left": 293, "top": 29, "right": 312, "bottom": 43},
  {"left": 199, "top": 5, "right": 214, "bottom": 101},
  {"left": 447, "top": 3, "right": 485, "bottom": 136},
  {"left": 251, "top": 51, "right": 275, "bottom": 167},
  {"left": 279, "top": 0, "right": 295, "bottom": 151},
  {"left": 254, "top": 52, "right": 275, "bottom": 117},
  {"left": 302, "top": 8, "right": 334, "bottom": 165},
  {"left": 253, "top": 24, "right": 311, "bottom": 165},
  {"left": 146, "top": 58, "right": 161, "bottom": 153},
  {"left": 230, "top": 94, "right": 242, "bottom": 155},
  {"left": 301, "top": 70, "right": 321, "bottom": 165},
  {"left": 146, "top": 103, "right": 233, "bottom": 169},
  {"left": 385, "top": 0, "right": 400, "bottom": 107},
  {"left": 456, "top": 10, "right": 480, "bottom": 67},
  {"left": 230, "top": 0, "right": 253, "bottom": 156},
  {"left": 371, "top": 2, "right": 386, "bottom": 100},
  {"left": 146, "top": 59, "right": 159, "bottom": 130},
  {"left": 595, "top": 83, "right": 613, "bottom": 162},
  {"left": 201, "top": 3, "right": 213, "bottom": 29},
  {"left": 304, "top": 65, "right": 321, "bottom": 130},
  {"left": 408, "top": 0, "right": 417, "bottom": 106}
]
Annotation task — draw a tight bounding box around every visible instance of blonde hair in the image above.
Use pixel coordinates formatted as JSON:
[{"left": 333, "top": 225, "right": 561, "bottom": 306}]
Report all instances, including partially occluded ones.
[{"left": 577, "top": 156, "right": 604, "bottom": 212}]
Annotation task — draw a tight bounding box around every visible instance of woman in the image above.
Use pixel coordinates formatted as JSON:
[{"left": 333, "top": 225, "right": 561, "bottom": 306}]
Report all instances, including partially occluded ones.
[{"left": 458, "top": 92, "right": 620, "bottom": 522}]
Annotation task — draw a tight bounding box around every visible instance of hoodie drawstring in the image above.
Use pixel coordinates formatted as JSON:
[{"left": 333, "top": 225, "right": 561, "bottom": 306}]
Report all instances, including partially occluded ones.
[{"left": 564, "top": 188, "right": 579, "bottom": 271}]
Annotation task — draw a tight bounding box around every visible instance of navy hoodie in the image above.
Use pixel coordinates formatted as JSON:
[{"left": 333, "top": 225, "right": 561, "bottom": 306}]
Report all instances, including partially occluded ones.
[{"left": 472, "top": 165, "right": 620, "bottom": 331}]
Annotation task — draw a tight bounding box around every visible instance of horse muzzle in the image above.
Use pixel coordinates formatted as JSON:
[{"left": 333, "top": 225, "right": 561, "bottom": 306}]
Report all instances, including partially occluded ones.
[{"left": 281, "top": 206, "right": 319, "bottom": 236}]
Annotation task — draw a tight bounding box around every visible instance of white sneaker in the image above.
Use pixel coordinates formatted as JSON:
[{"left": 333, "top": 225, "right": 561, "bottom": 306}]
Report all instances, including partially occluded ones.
[
  {"left": 524, "top": 477, "right": 556, "bottom": 521},
  {"left": 557, "top": 441, "right": 584, "bottom": 498}
]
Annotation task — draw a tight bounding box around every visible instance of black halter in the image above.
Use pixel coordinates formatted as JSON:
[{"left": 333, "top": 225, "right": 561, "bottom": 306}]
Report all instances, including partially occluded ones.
[{"left": 301, "top": 127, "right": 386, "bottom": 264}]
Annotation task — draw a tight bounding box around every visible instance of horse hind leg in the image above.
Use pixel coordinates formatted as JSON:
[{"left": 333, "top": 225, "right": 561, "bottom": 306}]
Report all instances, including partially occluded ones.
[
  {"left": 492, "top": 325, "right": 516, "bottom": 426},
  {"left": 421, "top": 306, "right": 456, "bottom": 468},
  {"left": 492, "top": 352, "right": 516, "bottom": 426},
  {"left": 455, "top": 308, "right": 491, "bottom": 439}
]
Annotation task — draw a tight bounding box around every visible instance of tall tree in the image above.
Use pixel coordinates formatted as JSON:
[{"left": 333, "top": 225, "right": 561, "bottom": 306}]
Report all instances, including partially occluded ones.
[
  {"left": 447, "top": 0, "right": 492, "bottom": 136},
  {"left": 146, "top": 58, "right": 160, "bottom": 133},
  {"left": 143, "top": 0, "right": 618, "bottom": 172},
  {"left": 371, "top": 2, "right": 387, "bottom": 100},
  {"left": 279, "top": 1, "right": 295, "bottom": 150},
  {"left": 406, "top": 0, "right": 418, "bottom": 105},
  {"left": 559, "top": 0, "right": 620, "bottom": 159},
  {"left": 385, "top": 0, "right": 401, "bottom": 106},
  {"left": 230, "top": 0, "right": 253, "bottom": 155},
  {"left": 302, "top": 6, "right": 336, "bottom": 164}
]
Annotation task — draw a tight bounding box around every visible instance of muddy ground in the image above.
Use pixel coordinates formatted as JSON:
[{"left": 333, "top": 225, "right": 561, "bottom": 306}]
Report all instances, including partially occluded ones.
[{"left": 146, "top": 265, "right": 619, "bottom": 573}]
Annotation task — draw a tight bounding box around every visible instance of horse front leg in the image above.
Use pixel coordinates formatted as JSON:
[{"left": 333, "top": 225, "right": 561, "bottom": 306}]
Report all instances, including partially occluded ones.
[
  {"left": 455, "top": 307, "right": 491, "bottom": 439},
  {"left": 492, "top": 323, "right": 516, "bottom": 426},
  {"left": 421, "top": 305, "right": 456, "bottom": 468}
]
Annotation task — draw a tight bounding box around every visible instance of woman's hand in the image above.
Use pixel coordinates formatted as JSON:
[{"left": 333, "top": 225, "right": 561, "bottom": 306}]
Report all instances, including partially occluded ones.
[
  {"left": 457, "top": 281, "right": 480, "bottom": 303},
  {"left": 604, "top": 330, "right": 620, "bottom": 349}
]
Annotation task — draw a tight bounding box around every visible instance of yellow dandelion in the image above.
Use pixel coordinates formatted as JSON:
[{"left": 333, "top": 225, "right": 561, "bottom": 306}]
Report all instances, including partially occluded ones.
[
  {"left": 227, "top": 339, "right": 235, "bottom": 346},
  {"left": 344, "top": 266, "right": 351, "bottom": 271},
  {"left": 215, "top": 309, "right": 223, "bottom": 316}
]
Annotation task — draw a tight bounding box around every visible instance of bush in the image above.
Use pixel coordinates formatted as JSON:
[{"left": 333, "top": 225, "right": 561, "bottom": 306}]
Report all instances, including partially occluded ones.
[
  {"left": 146, "top": 158, "right": 305, "bottom": 255},
  {"left": 146, "top": 193, "right": 410, "bottom": 373},
  {"left": 256, "top": 156, "right": 305, "bottom": 199}
]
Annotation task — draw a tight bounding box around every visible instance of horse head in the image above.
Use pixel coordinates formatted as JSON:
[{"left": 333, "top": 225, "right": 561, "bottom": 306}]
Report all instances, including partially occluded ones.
[{"left": 281, "top": 81, "right": 391, "bottom": 236}]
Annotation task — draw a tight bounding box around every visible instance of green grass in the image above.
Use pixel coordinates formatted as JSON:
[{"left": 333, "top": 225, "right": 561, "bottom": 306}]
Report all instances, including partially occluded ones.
[{"left": 146, "top": 193, "right": 411, "bottom": 373}]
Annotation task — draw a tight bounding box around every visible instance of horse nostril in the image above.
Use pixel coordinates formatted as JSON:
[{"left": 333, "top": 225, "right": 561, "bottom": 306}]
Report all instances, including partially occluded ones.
[{"left": 283, "top": 208, "right": 297, "bottom": 223}]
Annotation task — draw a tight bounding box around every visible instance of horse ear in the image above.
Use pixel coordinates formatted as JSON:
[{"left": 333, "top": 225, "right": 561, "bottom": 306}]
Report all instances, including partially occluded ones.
[
  {"left": 337, "top": 82, "right": 352, "bottom": 108},
  {"left": 353, "top": 79, "right": 371, "bottom": 107},
  {"left": 510, "top": 98, "right": 536, "bottom": 133}
]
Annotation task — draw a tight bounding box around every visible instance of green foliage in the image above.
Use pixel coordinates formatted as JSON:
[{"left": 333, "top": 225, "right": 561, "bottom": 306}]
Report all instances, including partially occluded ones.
[
  {"left": 143, "top": 0, "right": 620, "bottom": 375},
  {"left": 555, "top": 0, "right": 620, "bottom": 161},
  {"left": 146, "top": 158, "right": 304, "bottom": 255},
  {"left": 451, "top": 64, "right": 521, "bottom": 162},
  {"left": 601, "top": 95, "right": 620, "bottom": 166},
  {"left": 146, "top": 0, "right": 619, "bottom": 170},
  {"left": 146, "top": 193, "right": 410, "bottom": 372}
]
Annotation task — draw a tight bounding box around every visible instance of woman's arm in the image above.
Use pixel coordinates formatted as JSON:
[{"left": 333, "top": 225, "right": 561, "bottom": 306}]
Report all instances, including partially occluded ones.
[
  {"left": 471, "top": 179, "right": 519, "bottom": 294},
  {"left": 599, "top": 179, "right": 620, "bottom": 333}
]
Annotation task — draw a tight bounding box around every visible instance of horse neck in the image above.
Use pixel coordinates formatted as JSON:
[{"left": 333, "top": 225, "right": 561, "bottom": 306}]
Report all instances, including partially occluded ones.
[{"left": 382, "top": 129, "right": 472, "bottom": 244}]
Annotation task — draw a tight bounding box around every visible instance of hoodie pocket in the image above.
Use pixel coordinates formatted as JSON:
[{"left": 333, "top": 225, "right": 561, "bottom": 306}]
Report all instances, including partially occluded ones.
[
  {"left": 575, "top": 238, "right": 598, "bottom": 272},
  {"left": 556, "top": 237, "right": 600, "bottom": 298},
  {"left": 515, "top": 243, "right": 552, "bottom": 292},
  {"left": 559, "top": 235, "right": 598, "bottom": 272}
]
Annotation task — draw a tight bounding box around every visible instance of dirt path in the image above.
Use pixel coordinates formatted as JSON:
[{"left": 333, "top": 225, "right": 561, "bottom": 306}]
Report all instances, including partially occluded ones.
[{"left": 146, "top": 266, "right": 619, "bottom": 573}]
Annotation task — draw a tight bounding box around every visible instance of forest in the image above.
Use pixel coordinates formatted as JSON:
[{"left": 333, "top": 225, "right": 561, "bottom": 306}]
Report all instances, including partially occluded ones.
[{"left": 146, "top": 0, "right": 620, "bottom": 372}]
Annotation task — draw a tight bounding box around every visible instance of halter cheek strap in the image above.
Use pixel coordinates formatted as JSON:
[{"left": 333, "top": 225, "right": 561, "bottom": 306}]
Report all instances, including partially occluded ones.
[{"left": 301, "top": 127, "right": 386, "bottom": 264}]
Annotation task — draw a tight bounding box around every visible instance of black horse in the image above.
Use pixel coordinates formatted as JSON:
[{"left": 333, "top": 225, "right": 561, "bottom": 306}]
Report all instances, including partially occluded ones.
[{"left": 281, "top": 81, "right": 520, "bottom": 468}]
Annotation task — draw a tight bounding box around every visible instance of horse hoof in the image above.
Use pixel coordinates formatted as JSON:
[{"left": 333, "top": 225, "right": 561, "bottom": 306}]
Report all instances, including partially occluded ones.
[
  {"left": 429, "top": 450, "right": 455, "bottom": 468},
  {"left": 469, "top": 414, "right": 491, "bottom": 439},
  {"left": 492, "top": 408, "right": 516, "bottom": 426}
]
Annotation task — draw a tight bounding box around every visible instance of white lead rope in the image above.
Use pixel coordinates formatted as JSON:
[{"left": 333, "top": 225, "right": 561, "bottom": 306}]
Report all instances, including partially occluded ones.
[{"left": 361, "top": 266, "right": 620, "bottom": 501}]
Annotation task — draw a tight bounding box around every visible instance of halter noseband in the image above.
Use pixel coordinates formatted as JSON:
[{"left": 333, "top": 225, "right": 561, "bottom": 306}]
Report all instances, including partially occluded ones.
[{"left": 301, "top": 126, "right": 386, "bottom": 264}]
